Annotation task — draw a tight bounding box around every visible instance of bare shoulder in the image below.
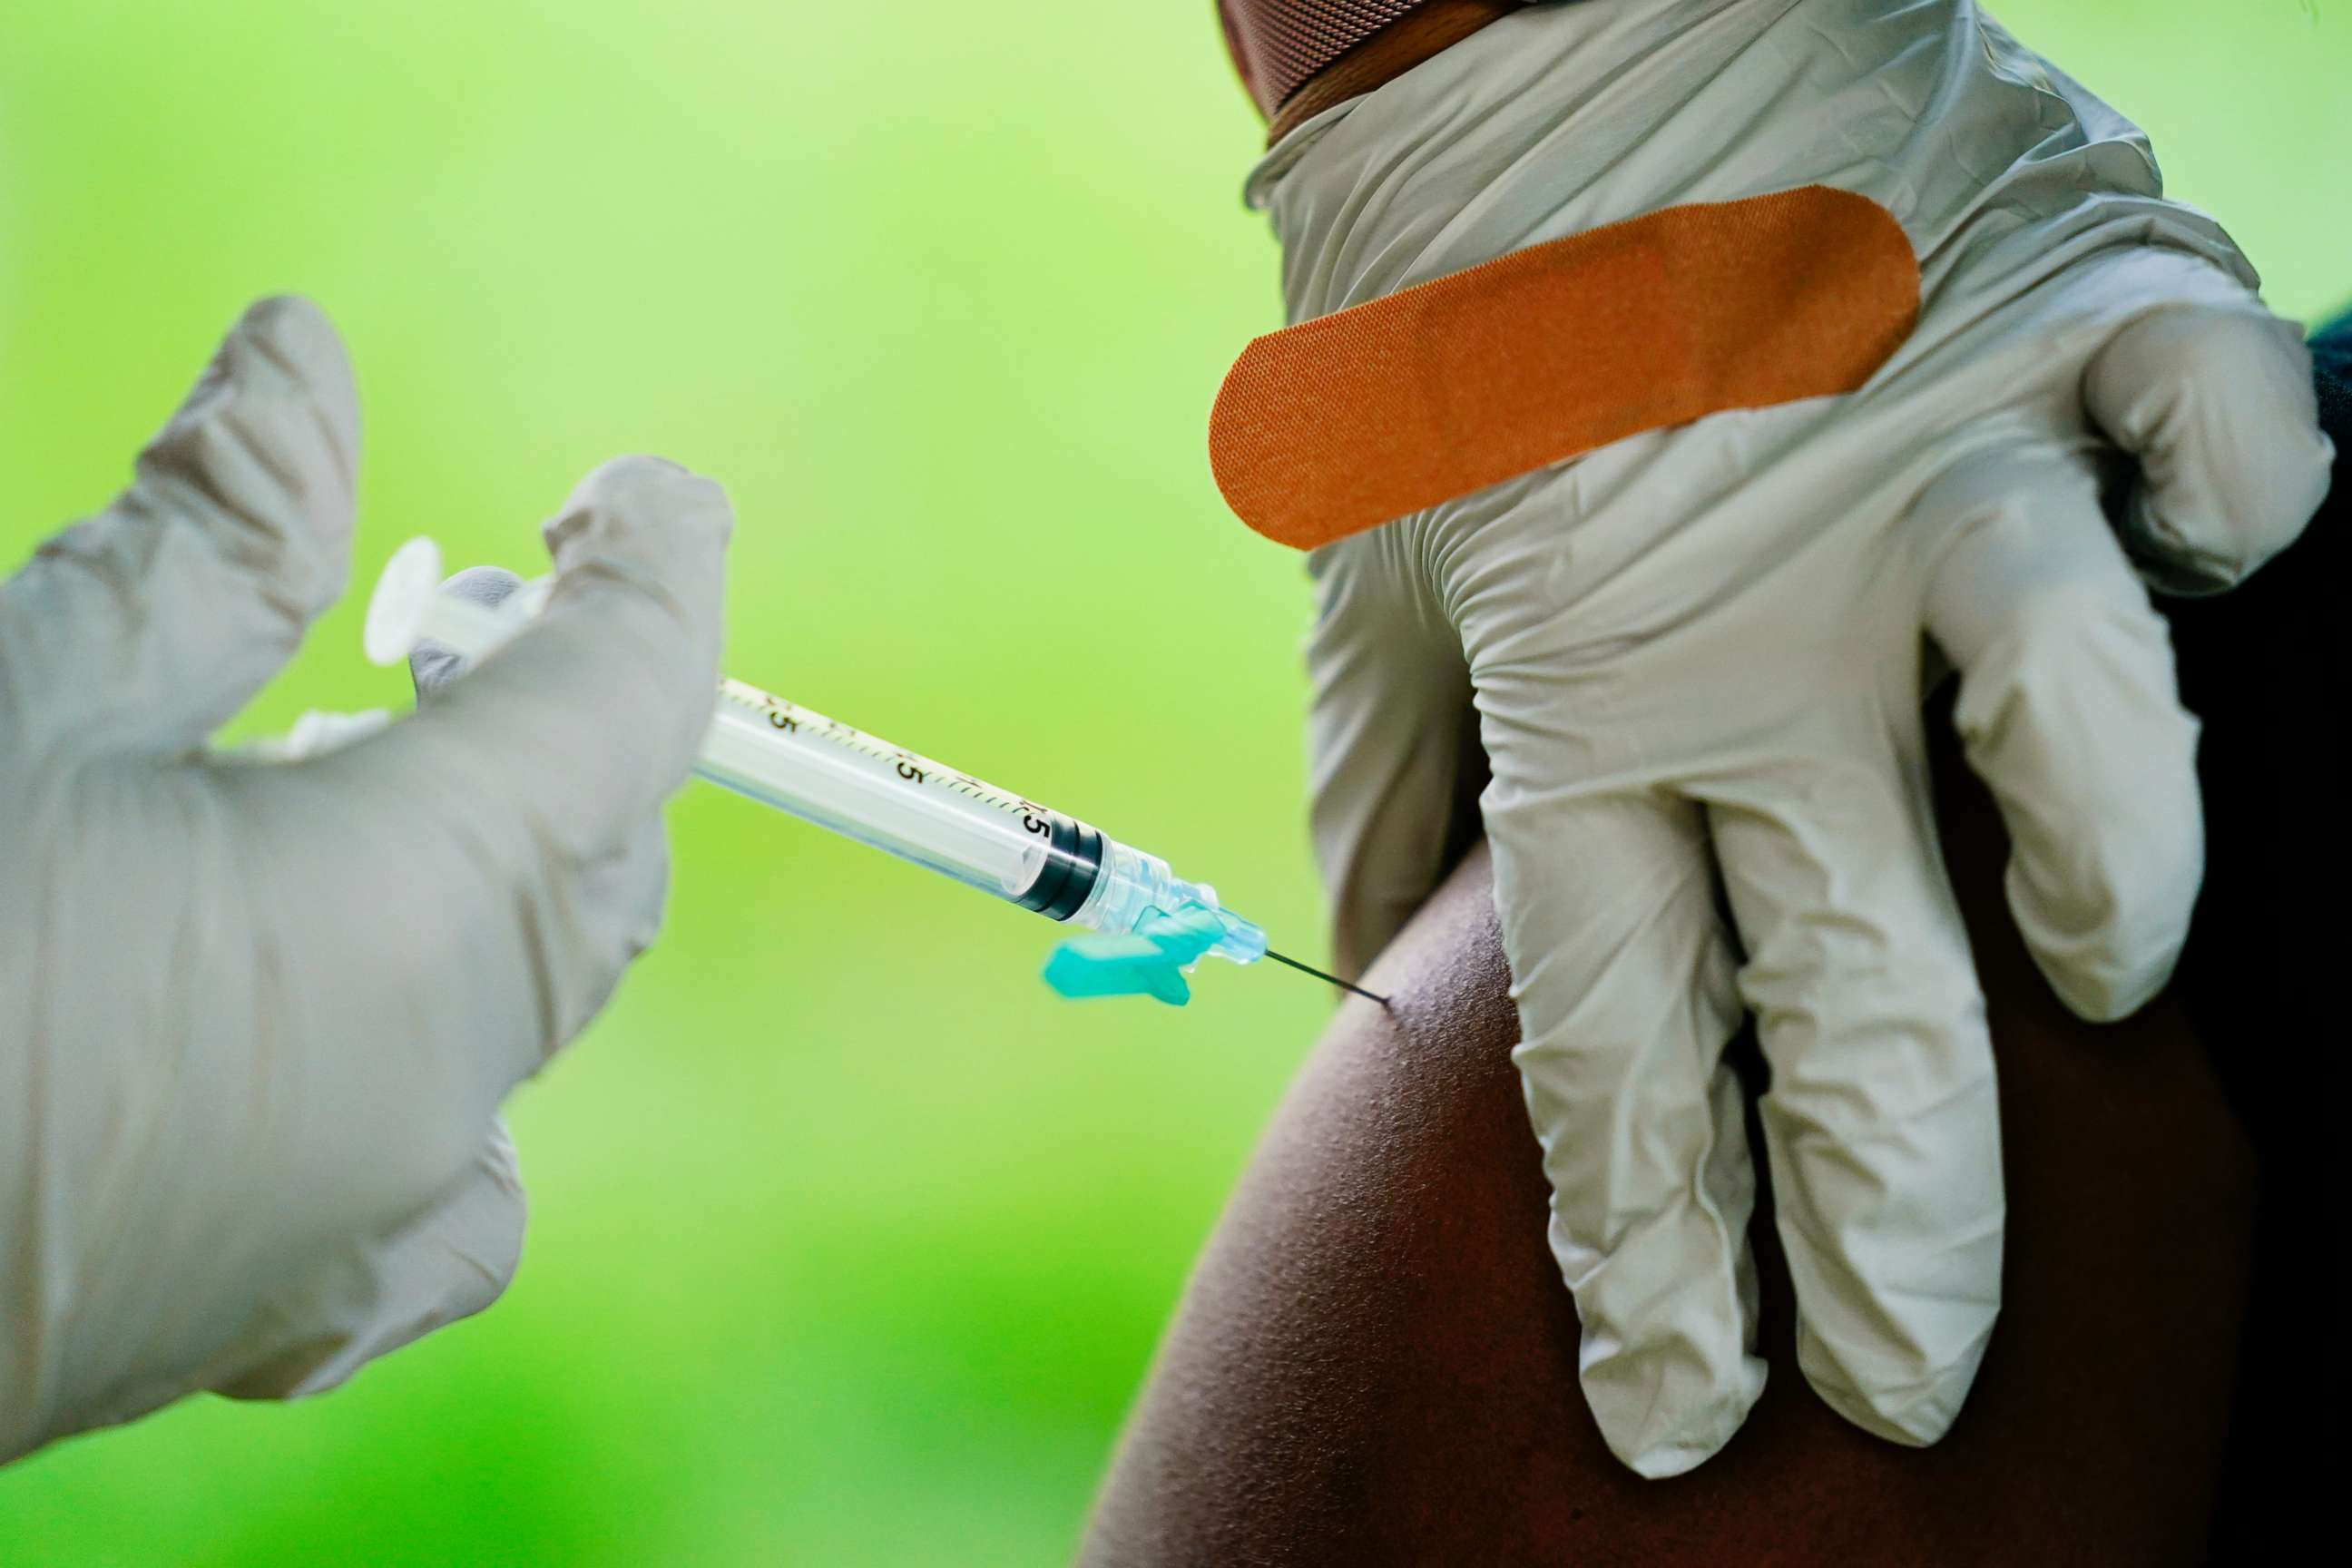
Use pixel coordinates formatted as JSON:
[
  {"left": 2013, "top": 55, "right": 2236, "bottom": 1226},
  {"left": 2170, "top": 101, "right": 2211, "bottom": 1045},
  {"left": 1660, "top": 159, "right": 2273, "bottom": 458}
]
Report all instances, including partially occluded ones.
[{"left": 1081, "top": 769, "right": 2254, "bottom": 1565}]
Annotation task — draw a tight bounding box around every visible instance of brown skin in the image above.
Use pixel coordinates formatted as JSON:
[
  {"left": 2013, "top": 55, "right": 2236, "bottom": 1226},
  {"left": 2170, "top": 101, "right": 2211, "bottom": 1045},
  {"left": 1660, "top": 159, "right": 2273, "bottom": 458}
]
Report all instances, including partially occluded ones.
[{"left": 1078, "top": 703, "right": 2257, "bottom": 1564}]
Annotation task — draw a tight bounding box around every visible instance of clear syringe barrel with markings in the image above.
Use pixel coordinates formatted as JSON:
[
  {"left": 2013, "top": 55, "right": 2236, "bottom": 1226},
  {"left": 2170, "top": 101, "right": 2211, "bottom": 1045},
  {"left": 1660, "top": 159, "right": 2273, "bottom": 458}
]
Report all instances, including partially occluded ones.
[
  {"left": 706, "top": 679, "right": 1264, "bottom": 955},
  {"left": 362, "top": 539, "right": 1269, "bottom": 966}
]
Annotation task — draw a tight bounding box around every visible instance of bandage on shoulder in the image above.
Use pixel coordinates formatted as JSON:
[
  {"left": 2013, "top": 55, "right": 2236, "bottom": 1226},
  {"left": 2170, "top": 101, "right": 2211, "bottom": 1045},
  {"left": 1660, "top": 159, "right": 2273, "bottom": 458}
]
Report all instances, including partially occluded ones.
[{"left": 1210, "top": 186, "right": 1919, "bottom": 551}]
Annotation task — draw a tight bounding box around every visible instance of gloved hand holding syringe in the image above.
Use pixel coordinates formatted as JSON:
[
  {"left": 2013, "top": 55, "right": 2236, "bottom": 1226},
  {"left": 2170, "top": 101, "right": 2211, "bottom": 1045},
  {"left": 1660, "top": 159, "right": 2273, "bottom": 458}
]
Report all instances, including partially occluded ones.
[{"left": 366, "top": 537, "right": 1385, "bottom": 1007}]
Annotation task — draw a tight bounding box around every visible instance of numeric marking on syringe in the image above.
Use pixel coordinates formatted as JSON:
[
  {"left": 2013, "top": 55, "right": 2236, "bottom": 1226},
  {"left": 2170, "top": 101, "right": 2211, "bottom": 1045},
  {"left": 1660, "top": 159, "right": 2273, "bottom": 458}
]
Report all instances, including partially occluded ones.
[{"left": 724, "top": 679, "right": 1048, "bottom": 823}]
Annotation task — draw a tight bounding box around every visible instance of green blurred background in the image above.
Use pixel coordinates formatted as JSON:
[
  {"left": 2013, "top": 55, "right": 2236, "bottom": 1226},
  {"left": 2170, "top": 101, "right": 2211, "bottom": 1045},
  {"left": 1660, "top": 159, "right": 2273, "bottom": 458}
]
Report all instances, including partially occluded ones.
[{"left": 0, "top": 2, "right": 2343, "bottom": 1562}]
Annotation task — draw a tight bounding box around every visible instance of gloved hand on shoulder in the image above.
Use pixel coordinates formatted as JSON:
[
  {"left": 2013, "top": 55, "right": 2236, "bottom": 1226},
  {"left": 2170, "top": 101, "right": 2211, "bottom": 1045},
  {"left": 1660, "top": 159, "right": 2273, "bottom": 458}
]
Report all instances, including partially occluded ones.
[{"left": 1255, "top": 0, "right": 2331, "bottom": 1476}]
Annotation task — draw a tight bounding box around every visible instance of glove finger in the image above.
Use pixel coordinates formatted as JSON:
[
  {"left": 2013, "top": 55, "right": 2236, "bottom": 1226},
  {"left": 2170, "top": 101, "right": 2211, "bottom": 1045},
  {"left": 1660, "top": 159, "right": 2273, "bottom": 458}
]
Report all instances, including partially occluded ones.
[
  {"left": 168, "top": 456, "right": 722, "bottom": 1261},
  {"left": 408, "top": 560, "right": 671, "bottom": 1003},
  {"left": 1695, "top": 736, "right": 2002, "bottom": 1450},
  {"left": 1480, "top": 779, "right": 1761, "bottom": 1479},
  {"left": 211, "top": 1119, "right": 527, "bottom": 1401},
  {"left": 0, "top": 297, "right": 358, "bottom": 758},
  {"left": 1306, "top": 532, "right": 1478, "bottom": 977},
  {"left": 570, "top": 811, "right": 670, "bottom": 1007},
  {"left": 2085, "top": 303, "right": 2334, "bottom": 594},
  {"left": 377, "top": 454, "right": 730, "bottom": 868},
  {"left": 1918, "top": 450, "right": 2201, "bottom": 1020}
]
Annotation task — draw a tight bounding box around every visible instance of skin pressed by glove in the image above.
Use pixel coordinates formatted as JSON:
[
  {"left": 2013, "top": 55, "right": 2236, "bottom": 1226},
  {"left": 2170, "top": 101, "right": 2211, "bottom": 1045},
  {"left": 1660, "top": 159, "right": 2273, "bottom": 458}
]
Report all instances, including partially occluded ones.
[
  {"left": 1259, "top": 0, "right": 2331, "bottom": 1477},
  {"left": 0, "top": 297, "right": 732, "bottom": 1461}
]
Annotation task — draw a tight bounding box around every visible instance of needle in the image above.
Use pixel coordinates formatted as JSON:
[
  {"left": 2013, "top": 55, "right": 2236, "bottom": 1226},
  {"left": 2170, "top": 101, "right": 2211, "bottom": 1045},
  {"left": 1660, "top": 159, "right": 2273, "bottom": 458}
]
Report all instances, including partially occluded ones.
[{"left": 1264, "top": 947, "right": 1392, "bottom": 1007}]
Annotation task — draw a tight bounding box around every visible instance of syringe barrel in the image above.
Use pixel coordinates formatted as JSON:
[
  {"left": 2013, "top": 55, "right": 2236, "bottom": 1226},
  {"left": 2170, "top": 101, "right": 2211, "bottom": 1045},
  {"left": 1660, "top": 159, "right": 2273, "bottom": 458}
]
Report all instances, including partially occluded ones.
[
  {"left": 703, "top": 679, "right": 1097, "bottom": 916},
  {"left": 373, "top": 544, "right": 1265, "bottom": 965},
  {"left": 704, "top": 681, "right": 1266, "bottom": 966}
]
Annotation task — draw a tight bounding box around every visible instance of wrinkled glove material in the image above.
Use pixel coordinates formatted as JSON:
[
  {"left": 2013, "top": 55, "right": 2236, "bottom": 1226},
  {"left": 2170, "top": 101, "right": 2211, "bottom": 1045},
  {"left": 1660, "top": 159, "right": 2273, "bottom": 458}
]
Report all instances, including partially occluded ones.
[
  {"left": 1261, "top": 0, "right": 2331, "bottom": 1476},
  {"left": 0, "top": 298, "right": 730, "bottom": 1462}
]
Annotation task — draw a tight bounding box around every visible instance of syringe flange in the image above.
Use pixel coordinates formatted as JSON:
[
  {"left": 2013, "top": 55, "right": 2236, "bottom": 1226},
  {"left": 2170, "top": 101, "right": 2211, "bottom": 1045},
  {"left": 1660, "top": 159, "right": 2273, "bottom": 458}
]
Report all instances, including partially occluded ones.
[
  {"left": 365, "top": 536, "right": 544, "bottom": 668},
  {"left": 363, "top": 536, "right": 448, "bottom": 666}
]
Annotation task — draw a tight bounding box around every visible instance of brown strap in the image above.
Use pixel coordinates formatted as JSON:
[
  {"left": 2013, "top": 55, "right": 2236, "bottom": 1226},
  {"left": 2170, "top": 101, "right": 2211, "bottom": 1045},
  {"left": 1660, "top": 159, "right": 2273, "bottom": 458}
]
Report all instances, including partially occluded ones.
[
  {"left": 1210, "top": 187, "right": 1922, "bottom": 552},
  {"left": 1265, "top": 1, "right": 1531, "bottom": 145}
]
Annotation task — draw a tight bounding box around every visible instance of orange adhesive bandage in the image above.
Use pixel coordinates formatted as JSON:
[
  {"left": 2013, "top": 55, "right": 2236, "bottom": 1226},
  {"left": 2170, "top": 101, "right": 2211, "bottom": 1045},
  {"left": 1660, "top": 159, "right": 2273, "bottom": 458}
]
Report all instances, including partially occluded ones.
[{"left": 1210, "top": 186, "right": 1920, "bottom": 551}]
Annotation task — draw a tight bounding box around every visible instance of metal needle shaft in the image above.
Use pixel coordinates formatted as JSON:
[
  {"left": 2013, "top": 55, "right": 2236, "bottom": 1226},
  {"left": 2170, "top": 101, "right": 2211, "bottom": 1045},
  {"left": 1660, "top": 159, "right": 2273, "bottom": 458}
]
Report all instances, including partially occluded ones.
[{"left": 1264, "top": 947, "right": 1391, "bottom": 1007}]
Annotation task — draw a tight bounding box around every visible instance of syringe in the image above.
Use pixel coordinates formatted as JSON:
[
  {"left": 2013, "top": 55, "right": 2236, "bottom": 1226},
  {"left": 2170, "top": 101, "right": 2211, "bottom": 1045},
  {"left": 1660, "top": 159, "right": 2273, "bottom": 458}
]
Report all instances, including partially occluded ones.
[{"left": 363, "top": 538, "right": 1385, "bottom": 1004}]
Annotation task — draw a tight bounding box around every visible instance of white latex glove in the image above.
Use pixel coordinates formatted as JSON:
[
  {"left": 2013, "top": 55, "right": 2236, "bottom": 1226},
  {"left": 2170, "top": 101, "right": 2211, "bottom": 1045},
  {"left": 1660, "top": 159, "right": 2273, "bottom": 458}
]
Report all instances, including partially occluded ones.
[
  {"left": 1270, "top": 0, "right": 2331, "bottom": 1476},
  {"left": 0, "top": 297, "right": 730, "bottom": 1461}
]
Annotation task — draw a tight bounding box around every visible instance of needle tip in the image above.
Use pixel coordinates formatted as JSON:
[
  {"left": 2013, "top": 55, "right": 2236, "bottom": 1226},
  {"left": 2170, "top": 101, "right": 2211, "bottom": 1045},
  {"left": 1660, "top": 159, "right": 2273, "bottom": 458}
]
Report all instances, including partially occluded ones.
[{"left": 1265, "top": 947, "right": 1392, "bottom": 1007}]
